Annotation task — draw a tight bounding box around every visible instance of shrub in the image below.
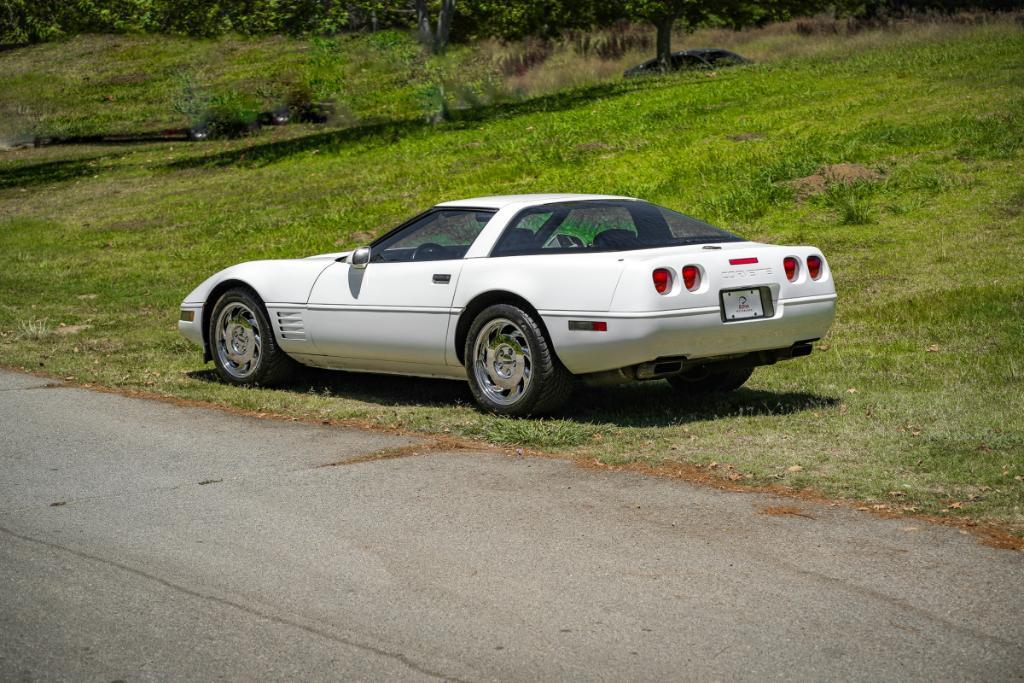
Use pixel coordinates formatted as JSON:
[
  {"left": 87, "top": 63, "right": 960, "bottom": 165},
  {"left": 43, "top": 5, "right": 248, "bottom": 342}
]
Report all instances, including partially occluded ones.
[
  {"left": 171, "top": 72, "right": 212, "bottom": 129},
  {"left": 566, "top": 21, "right": 652, "bottom": 59},
  {"left": 204, "top": 91, "right": 261, "bottom": 138},
  {"left": 172, "top": 75, "right": 261, "bottom": 138}
]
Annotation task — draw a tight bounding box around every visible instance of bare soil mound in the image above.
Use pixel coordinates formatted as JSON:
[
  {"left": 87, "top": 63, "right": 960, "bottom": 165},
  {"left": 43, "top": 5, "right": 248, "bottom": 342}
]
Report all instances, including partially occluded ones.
[{"left": 789, "top": 163, "right": 883, "bottom": 199}]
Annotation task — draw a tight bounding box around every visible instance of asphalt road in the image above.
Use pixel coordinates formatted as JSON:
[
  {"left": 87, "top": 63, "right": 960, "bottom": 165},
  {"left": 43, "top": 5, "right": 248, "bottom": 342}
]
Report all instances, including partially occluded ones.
[{"left": 0, "top": 369, "right": 1021, "bottom": 681}]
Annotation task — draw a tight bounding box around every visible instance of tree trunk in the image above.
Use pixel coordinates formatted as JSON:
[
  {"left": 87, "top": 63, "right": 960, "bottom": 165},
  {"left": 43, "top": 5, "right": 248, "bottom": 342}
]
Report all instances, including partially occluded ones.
[
  {"left": 415, "top": 0, "right": 433, "bottom": 48},
  {"left": 435, "top": 0, "right": 456, "bottom": 53},
  {"left": 655, "top": 16, "right": 673, "bottom": 71}
]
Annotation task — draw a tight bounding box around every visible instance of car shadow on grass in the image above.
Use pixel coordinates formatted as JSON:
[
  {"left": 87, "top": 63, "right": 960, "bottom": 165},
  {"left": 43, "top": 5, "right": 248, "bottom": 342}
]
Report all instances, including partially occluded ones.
[
  {"left": 187, "top": 366, "right": 837, "bottom": 428},
  {"left": 566, "top": 381, "right": 839, "bottom": 428}
]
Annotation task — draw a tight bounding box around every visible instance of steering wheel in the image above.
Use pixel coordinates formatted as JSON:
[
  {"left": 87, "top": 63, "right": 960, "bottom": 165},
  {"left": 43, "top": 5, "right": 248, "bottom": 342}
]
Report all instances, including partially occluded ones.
[
  {"left": 550, "top": 234, "right": 585, "bottom": 249},
  {"left": 412, "top": 242, "right": 445, "bottom": 261}
]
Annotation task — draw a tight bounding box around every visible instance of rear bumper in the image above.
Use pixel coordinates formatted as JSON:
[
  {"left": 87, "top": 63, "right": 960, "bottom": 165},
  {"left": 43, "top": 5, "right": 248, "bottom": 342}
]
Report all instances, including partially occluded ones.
[{"left": 542, "top": 294, "right": 836, "bottom": 375}]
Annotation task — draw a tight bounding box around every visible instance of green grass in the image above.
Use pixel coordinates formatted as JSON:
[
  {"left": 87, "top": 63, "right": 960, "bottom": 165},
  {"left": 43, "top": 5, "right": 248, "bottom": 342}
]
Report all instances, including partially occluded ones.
[
  {"left": 0, "top": 30, "right": 493, "bottom": 140},
  {"left": 1, "top": 21, "right": 1022, "bottom": 534}
]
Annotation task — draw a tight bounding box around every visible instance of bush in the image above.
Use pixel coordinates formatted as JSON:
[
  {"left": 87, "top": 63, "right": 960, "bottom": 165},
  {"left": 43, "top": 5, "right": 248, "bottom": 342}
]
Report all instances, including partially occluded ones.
[
  {"left": 172, "top": 75, "right": 261, "bottom": 138},
  {"left": 171, "top": 72, "right": 212, "bottom": 129},
  {"left": 205, "top": 91, "right": 261, "bottom": 138}
]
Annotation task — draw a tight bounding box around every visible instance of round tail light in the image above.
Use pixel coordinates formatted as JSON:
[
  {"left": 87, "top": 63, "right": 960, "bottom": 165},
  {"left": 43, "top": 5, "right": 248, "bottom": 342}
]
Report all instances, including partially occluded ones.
[
  {"left": 652, "top": 268, "right": 672, "bottom": 294},
  {"left": 682, "top": 265, "right": 700, "bottom": 291},
  {"left": 783, "top": 257, "right": 799, "bottom": 282},
  {"left": 807, "top": 255, "right": 823, "bottom": 280}
]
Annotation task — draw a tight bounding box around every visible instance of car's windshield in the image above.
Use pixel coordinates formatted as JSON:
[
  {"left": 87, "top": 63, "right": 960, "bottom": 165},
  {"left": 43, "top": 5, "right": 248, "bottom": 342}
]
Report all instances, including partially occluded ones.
[{"left": 491, "top": 200, "right": 742, "bottom": 256}]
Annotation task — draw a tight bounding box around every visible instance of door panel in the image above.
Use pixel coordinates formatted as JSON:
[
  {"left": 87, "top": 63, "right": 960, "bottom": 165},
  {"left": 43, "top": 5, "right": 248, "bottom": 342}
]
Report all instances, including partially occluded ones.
[{"left": 306, "top": 260, "right": 462, "bottom": 365}]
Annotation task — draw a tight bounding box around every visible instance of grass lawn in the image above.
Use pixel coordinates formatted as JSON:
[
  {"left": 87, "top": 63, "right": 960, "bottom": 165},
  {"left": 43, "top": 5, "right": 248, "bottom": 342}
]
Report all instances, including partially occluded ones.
[{"left": 1, "top": 20, "right": 1022, "bottom": 535}]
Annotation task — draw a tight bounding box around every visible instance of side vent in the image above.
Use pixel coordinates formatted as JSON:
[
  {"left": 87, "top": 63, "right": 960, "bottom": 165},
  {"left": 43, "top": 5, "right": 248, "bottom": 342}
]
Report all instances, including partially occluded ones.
[{"left": 275, "top": 310, "right": 306, "bottom": 341}]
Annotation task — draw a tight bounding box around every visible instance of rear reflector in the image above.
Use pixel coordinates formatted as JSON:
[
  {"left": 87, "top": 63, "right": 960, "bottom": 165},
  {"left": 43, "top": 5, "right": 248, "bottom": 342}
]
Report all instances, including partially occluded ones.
[
  {"left": 807, "top": 255, "right": 823, "bottom": 280},
  {"left": 568, "top": 321, "right": 607, "bottom": 332},
  {"left": 652, "top": 268, "right": 671, "bottom": 294},
  {"left": 729, "top": 257, "right": 758, "bottom": 265},
  {"left": 783, "top": 257, "right": 799, "bottom": 282},
  {"left": 682, "top": 265, "right": 700, "bottom": 291}
]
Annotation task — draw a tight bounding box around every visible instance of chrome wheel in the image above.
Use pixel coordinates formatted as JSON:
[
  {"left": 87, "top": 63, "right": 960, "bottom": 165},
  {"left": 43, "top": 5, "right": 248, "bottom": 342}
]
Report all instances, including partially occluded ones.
[
  {"left": 472, "top": 317, "right": 533, "bottom": 406},
  {"left": 214, "top": 302, "right": 262, "bottom": 379}
]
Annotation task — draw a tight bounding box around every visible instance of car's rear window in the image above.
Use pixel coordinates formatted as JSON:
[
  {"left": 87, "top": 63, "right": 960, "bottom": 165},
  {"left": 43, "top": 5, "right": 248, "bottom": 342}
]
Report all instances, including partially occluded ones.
[{"left": 490, "top": 200, "right": 742, "bottom": 256}]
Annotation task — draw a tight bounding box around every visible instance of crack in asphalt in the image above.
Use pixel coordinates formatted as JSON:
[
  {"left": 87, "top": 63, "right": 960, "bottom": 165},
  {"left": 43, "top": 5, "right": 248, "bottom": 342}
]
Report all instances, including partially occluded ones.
[
  {"left": 315, "top": 443, "right": 438, "bottom": 468},
  {"left": 0, "top": 383, "right": 63, "bottom": 392},
  {"left": 0, "top": 524, "right": 467, "bottom": 682},
  {"left": 771, "top": 557, "right": 1023, "bottom": 652},
  {"left": 0, "top": 446, "right": 436, "bottom": 514}
]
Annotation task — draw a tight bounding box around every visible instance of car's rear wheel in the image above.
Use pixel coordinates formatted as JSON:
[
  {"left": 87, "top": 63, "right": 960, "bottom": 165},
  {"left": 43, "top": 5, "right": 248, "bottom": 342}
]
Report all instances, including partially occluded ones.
[
  {"left": 209, "top": 288, "right": 294, "bottom": 386},
  {"left": 667, "top": 366, "right": 753, "bottom": 395},
  {"left": 465, "top": 304, "right": 573, "bottom": 417}
]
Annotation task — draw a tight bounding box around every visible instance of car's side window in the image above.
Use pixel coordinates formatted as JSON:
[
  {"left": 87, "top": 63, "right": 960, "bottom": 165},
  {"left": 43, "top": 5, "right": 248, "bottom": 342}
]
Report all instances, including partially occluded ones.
[
  {"left": 372, "top": 209, "right": 495, "bottom": 263},
  {"left": 492, "top": 205, "right": 639, "bottom": 255},
  {"left": 657, "top": 206, "right": 736, "bottom": 241},
  {"left": 549, "top": 207, "right": 636, "bottom": 249},
  {"left": 491, "top": 200, "right": 741, "bottom": 256}
]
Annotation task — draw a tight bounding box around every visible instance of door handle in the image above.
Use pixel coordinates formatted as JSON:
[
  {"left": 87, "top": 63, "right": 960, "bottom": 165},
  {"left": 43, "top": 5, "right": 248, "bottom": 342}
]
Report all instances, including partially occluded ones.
[{"left": 432, "top": 273, "right": 451, "bottom": 284}]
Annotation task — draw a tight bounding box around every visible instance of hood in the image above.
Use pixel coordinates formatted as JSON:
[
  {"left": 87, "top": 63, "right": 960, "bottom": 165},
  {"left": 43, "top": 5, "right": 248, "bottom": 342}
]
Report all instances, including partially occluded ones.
[{"left": 305, "top": 251, "right": 351, "bottom": 261}]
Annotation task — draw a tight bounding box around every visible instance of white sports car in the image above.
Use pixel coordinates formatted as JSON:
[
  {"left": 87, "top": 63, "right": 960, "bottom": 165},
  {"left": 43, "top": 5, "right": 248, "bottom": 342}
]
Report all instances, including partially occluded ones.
[{"left": 179, "top": 194, "right": 836, "bottom": 416}]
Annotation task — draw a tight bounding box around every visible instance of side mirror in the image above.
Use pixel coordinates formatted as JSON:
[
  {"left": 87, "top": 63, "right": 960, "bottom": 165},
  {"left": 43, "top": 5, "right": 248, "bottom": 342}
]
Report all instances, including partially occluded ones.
[{"left": 350, "top": 246, "right": 371, "bottom": 269}]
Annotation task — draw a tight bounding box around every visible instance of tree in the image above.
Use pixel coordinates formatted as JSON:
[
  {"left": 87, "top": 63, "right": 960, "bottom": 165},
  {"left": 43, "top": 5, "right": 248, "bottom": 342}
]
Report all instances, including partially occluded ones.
[
  {"left": 624, "top": 0, "right": 827, "bottom": 69},
  {"left": 456, "top": 0, "right": 617, "bottom": 41},
  {"left": 412, "top": 0, "right": 457, "bottom": 53},
  {"left": 623, "top": 0, "right": 693, "bottom": 70},
  {"left": 415, "top": 0, "right": 432, "bottom": 45}
]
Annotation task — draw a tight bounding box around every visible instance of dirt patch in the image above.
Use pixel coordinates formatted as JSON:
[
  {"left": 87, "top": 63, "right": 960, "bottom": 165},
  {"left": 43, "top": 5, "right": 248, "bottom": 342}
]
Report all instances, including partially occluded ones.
[
  {"left": 727, "top": 132, "right": 765, "bottom": 142},
  {"left": 54, "top": 324, "right": 90, "bottom": 336},
  {"left": 102, "top": 72, "right": 150, "bottom": 86},
  {"left": 106, "top": 218, "right": 160, "bottom": 232},
  {"left": 789, "top": 163, "right": 883, "bottom": 199},
  {"left": 315, "top": 438, "right": 474, "bottom": 468},
  {"left": 759, "top": 505, "right": 816, "bottom": 519},
  {"left": 575, "top": 141, "right": 617, "bottom": 152}
]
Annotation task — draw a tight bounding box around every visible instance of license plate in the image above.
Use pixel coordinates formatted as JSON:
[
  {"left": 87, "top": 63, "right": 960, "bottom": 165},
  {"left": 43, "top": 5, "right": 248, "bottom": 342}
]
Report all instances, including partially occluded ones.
[{"left": 720, "top": 288, "right": 766, "bottom": 321}]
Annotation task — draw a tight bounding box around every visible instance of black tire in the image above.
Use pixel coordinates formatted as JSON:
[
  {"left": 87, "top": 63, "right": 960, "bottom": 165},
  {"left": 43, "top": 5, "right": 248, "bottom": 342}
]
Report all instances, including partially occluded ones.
[
  {"left": 208, "top": 288, "right": 295, "bottom": 387},
  {"left": 464, "top": 304, "right": 573, "bottom": 417},
  {"left": 666, "top": 365, "right": 753, "bottom": 396}
]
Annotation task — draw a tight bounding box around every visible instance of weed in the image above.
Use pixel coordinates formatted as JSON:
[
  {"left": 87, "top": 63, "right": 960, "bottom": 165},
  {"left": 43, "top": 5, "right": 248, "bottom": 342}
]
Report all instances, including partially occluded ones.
[
  {"left": 822, "top": 183, "right": 876, "bottom": 225},
  {"left": 16, "top": 319, "right": 51, "bottom": 340}
]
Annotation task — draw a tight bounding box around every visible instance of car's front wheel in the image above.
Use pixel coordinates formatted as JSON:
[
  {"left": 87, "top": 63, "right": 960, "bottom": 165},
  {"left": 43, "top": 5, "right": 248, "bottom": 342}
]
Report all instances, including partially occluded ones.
[
  {"left": 667, "top": 366, "right": 753, "bottom": 396},
  {"left": 465, "top": 304, "right": 573, "bottom": 417},
  {"left": 209, "top": 288, "right": 294, "bottom": 386}
]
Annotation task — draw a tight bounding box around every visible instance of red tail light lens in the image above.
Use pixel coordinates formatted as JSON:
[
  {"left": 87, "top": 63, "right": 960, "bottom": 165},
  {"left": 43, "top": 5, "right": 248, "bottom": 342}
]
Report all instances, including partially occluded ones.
[
  {"left": 783, "top": 257, "right": 799, "bottom": 282},
  {"left": 682, "top": 265, "right": 700, "bottom": 291},
  {"left": 807, "top": 255, "right": 823, "bottom": 280},
  {"left": 652, "top": 268, "right": 672, "bottom": 294}
]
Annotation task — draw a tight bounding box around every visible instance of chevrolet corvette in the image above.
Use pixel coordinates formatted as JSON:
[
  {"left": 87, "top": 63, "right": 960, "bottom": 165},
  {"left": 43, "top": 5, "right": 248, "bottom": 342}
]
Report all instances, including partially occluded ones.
[{"left": 179, "top": 194, "right": 836, "bottom": 415}]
